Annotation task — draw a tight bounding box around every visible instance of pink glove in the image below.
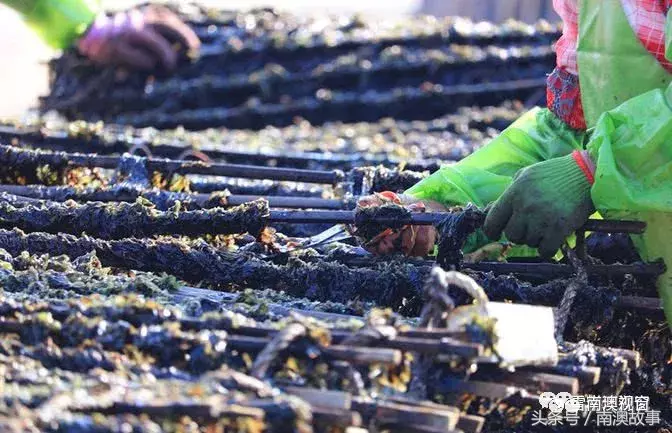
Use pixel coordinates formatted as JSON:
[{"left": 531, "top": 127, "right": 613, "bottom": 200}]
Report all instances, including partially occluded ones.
[{"left": 78, "top": 6, "right": 200, "bottom": 72}]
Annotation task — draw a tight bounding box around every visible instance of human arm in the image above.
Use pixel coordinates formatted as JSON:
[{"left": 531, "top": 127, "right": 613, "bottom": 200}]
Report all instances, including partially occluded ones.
[
  {"left": 2, "top": 0, "right": 200, "bottom": 71},
  {"left": 483, "top": 80, "right": 672, "bottom": 257},
  {"left": 586, "top": 85, "right": 672, "bottom": 214},
  {"left": 574, "top": 82, "right": 672, "bottom": 329},
  {"left": 481, "top": 0, "right": 672, "bottom": 257},
  {"left": 1, "top": 0, "right": 98, "bottom": 49},
  {"left": 356, "top": 108, "right": 586, "bottom": 257}
]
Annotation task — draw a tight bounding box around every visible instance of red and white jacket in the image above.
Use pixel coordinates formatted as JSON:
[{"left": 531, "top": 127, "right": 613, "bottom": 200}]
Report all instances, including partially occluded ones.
[{"left": 547, "top": 0, "right": 672, "bottom": 130}]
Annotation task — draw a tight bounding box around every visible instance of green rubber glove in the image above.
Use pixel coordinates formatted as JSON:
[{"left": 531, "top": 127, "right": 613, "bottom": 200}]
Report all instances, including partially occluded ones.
[{"left": 483, "top": 151, "right": 595, "bottom": 258}]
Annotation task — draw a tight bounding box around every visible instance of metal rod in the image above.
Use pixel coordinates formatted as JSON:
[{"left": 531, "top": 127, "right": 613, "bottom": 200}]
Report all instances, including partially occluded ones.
[
  {"left": 0, "top": 185, "right": 645, "bottom": 234},
  {"left": 581, "top": 219, "right": 646, "bottom": 234},
  {"left": 617, "top": 296, "right": 663, "bottom": 312},
  {"left": 0, "top": 144, "right": 344, "bottom": 184},
  {"left": 0, "top": 125, "right": 442, "bottom": 171},
  {"left": 231, "top": 195, "right": 347, "bottom": 209},
  {"left": 269, "top": 209, "right": 437, "bottom": 225},
  {"left": 464, "top": 261, "right": 665, "bottom": 278},
  {"left": 0, "top": 184, "right": 350, "bottom": 210},
  {"left": 268, "top": 210, "right": 647, "bottom": 234},
  {"left": 146, "top": 158, "right": 343, "bottom": 183}
]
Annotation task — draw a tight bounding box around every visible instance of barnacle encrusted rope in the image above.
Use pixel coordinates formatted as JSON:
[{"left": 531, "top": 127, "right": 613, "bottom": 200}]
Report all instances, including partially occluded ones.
[
  {"left": 353, "top": 201, "right": 413, "bottom": 243},
  {"left": 349, "top": 166, "right": 428, "bottom": 196},
  {"left": 250, "top": 321, "right": 308, "bottom": 379},
  {"left": 0, "top": 196, "right": 270, "bottom": 239},
  {"left": 419, "top": 267, "right": 456, "bottom": 328},
  {"left": 342, "top": 310, "right": 399, "bottom": 346},
  {"left": 554, "top": 245, "right": 589, "bottom": 341},
  {"left": 251, "top": 314, "right": 332, "bottom": 380},
  {"left": 420, "top": 267, "right": 489, "bottom": 328},
  {"left": 435, "top": 205, "right": 487, "bottom": 270}
]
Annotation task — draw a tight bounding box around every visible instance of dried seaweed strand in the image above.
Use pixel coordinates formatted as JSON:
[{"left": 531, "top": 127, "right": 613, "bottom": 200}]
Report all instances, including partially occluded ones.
[
  {"left": 0, "top": 196, "right": 269, "bottom": 239},
  {"left": 0, "top": 228, "right": 431, "bottom": 310}
]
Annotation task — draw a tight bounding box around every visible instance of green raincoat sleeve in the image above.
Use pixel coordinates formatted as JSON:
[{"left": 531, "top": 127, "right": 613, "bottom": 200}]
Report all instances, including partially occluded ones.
[
  {"left": 586, "top": 85, "right": 672, "bottom": 214},
  {"left": 584, "top": 83, "right": 672, "bottom": 329},
  {"left": 404, "top": 107, "right": 586, "bottom": 255},
  {"left": 405, "top": 107, "right": 586, "bottom": 208},
  {"left": 2, "top": 0, "right": 99, "bottom": 49}
]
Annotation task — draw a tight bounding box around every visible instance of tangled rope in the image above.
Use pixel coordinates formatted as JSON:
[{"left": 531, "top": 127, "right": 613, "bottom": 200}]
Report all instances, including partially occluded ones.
[
  {"left": 250, "top": 321, "right": 307, "bottom": 379},
  {"left": 419, "top": 267, "right": 456, "bottom": 328},
  {"left": 435, "top": 205, "right": 487, "bottom": 270},
  {"left": 250, "top": 314, "right": 331, "bottom": 379},
  {"left": 554, "top": 245, "right": 589, "bottom": 342},
  {"left": 419, "top": 267, "right": 489, "bottom": 329},
  {"left": 339, "top": 309, "right": 402, "bottom": 395},
  {"left": 342, "top": 310, "right": 400, "bottom": 346}
]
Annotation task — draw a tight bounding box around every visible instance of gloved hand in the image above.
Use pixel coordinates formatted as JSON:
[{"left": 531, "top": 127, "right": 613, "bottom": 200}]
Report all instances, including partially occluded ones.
[
  {"left": 483, "top": 151, "right": 596, "bottom": 258},
  {"left": 77, "top": 6, "right": 201, "bottom": 71},
  {"left": 356, "top": 191, "right": 444, "bottom": 256}
]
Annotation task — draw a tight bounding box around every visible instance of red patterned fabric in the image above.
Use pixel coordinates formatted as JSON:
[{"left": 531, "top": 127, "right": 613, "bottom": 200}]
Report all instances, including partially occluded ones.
[
  {"left": 546, "top": 67, "right": 586, "bottom": 130},
  {"left": 549, "top": 0, "right": 672, "bottom": 130},
  {"left": 553, "top": 0, "right": 580, "bottom": 75},
  {"left": 554, "top": 0, "right": 672, "bottom": 74}
]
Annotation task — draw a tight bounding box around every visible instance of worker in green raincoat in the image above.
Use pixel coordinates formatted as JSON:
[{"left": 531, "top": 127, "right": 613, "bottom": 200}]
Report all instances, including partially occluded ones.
[
  {"left": 2, "top": 0, "right": 200, "bottom": 71},
  {"left": 360, "top": 0, "right": 672, "bottom": 329}
]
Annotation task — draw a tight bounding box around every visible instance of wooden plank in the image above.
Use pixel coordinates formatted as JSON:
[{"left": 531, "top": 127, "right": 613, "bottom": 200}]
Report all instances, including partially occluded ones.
[
  {"left": 323, "top": 346, "right": 402, "bottom": 365},
  {"left": 434, "top": 377, "right": 525, "bottom": 400},
  {"left": 312, "top": 406, "right": 362, "bottom": 428},
  {"left": 470, "top": 365, "right": 579, "bottom": 394},
  {"left": 383, "top": 397, "right": 461, "bottom": 416},
  {"left": 499, "top": 371, "right": 579, "bottom": 394},
  {"left": 382, "top": 397, "right": 486, "bottom": 433},
  {"left": 519, "top": 365, "right": 601, "bottom": 389},
  {"left": 457, "top": 414, "right": 485, "bottom": 433},
  {"left": 383, "top": 336, "right": 483, "bottom": 358},
  {"left": 562, "top": 342, "right": 641, "bottom": 369},
  {"left": 285, "top": 387, "right": 351, "bottom": 411},
  {"left": 375, "top": 401, "right": 460, "bottom": 431}
]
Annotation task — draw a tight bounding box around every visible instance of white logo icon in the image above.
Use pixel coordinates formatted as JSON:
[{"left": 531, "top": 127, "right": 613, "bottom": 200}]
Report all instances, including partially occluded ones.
[{"left": 539, "top": 392, "right": 576, "bottom": 413}]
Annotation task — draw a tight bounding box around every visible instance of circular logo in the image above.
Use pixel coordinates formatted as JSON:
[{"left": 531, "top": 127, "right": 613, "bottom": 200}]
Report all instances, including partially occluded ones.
[
  {"left": 539, "top": 392, "right": 577, "bottom": 413},
  {"left": 539, "top": 392, "right": 555, "bottom": 409}
]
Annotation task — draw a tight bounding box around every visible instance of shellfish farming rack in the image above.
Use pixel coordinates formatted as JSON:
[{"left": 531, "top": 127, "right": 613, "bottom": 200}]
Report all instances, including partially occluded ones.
[{"left": 4, "top": 5, "right": 668, "bottom": 431}]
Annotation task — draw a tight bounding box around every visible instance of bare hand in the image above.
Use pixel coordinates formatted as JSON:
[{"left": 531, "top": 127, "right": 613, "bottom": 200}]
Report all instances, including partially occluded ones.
[
  {"left": 78, "top": 6, "right": 201, "bottom": 72},
  {"left": 356, "top": 191, "right": 443, "bottom": 257}
]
